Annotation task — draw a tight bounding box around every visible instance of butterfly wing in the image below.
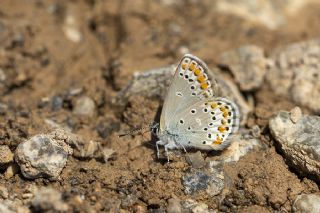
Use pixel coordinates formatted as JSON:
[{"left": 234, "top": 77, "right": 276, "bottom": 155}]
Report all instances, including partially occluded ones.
[
  {"left": 160, "top": 54, "right": 214, "bottom": 132},
  {"left": 173, "top": 97, "right": 240, "bottom": 150}
]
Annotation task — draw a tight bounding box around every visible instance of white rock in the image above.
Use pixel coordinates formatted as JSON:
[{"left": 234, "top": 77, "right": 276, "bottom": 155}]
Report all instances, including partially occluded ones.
[
  {"left": 0, "top": 145, "right": 14, "bottom": 166},
  {"left": 293, "top": 194, "right": 320, "bottom": 213},
  {"left": 31, "top": 188, "right": 68, "bottom": 212},
  {"left": 15, "top": 130, "right": 73, "bottom": 179},
  {"left": 73, "top": 96, "right": 96, "bottom": 116},
  {"left": 219, "top": 45, "right": 268, "bottom": 91},
  {"left": 269, "top": 111, "right": 320, "bottom": 180},
  {"left": 290, "top": 106, "right": 302, "bottom": 123},
  {"left": 167, "top": 198, "right": 182, "bottom": 213}
]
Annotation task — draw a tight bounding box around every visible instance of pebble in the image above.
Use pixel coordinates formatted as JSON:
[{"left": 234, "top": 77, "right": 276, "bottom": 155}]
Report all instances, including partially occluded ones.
[
  {"left": 292, "top": 194, "right": 320, "bottom": 213},
  {"left": 207, "top": 132, "right": 264, "bottom": 163},
  {"left": 15, "top": 130, "right": 73, "bottom": 179},
  {"left": 182, "top": 199, "right": 215, "bottom": 213},
  {"left": 0, "top": 199, "right": 29, "bottom": 213},
  {"left": 0, "top": 185, "right": 9, "bottom": 199},
  {"left": 290, "top": 106, "right": 302, "bottom": 123},
  {"left": 269, "top": 111, "right": 320, "bottom": 180},
  {"left": 0, "top": 68, "right": 6, "bottom": 81},
  {"left": 167, "top": 198, "right": 182, "bottom": 213},
  {"left": 219, "top": 45, "right": 267, "bottom": 91},
  {"left": 51, "top": 96, "right": 63, "bottom": 111},
  {"left": 73, "top": 96, "right": 96, "bottom": 116},
  {"left": 63, "top": 13, "right": 82, "bottom": 43},
  {"left": 4, "top": 163, "right": 20, "bottom": 179},
  {"left": 266, "top": 38, "right": 320, "bottom": 113},
  {"left": 186, "top": 151, "right": 205, "bottom": 169},
  {"left": 182, "top": 163, "right": 224, "bottom": 196},
  {"left": 31, "top": 188, "right": 68, "bottom": 212},
  {"left": 0, "top": 145, "right": 14, "bottom": 166},
  {"left": 0, "top": 103, "right": 7, "bottom": 114}
]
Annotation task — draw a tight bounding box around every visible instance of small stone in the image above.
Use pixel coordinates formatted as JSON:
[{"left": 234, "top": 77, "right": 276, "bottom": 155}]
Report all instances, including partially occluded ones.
[
  {"left": 251, "top": 125, "right": 261, "bottom": 138},
  {"left": 182, "top": 163, "right": 224, "bottom": 196},
  {"left": 0, "top": 68, "right": 6, "bottom": 81},
  {"left": 4, "top": 163, "right": 20, "bottom": 179},
  {"left": 182, "top": 199, "right": 215, "bottom": 213},
  {"left": 293, "top": 194, "right": 320, "bottom": 213},
  {"left": 51, "top": 96, "right": 63, "bottom": 111},
  {"left": 73, "top": 96, "right": 96, "bottom": 116},
  {"left": 0, "top": 145, "right": 14, "bottom": 166},
  {"left": 269, "top": 111, "right": 320, "bottom": 181},
  {"left": 31, "top": 188, "right": 68, "bottom": 212},
  {"left": 186, "top": 151, "right": 205, "bottom": 169},
  {"left": 0, "top": 185, "right": 9, "bottom": 199},
  {"left": 15, "top": 130, "right": 73, "bottom": 179},
  {"left": 0, "top": 103, "right": 7, "bottom": 114},
  {"left": 100, "top": 147, "right": 115, "bottom": 162},
  {"left": 167, "top": 198, "right": 182, "bottom": 213},
  {"left": 208, "top": 132, "right": 264, "bottom": 163},
  {"left": 219, "top": 45, "right": 267, "bottom": 91},
  {"left": 290, "top": 106, "right": 302, "bottom": 123},
  {"left": 0, "top": 199, "right": 30, "bottom": 213},
  {"left": 63, "top": 13, "right": 82, "bottom": 43}
]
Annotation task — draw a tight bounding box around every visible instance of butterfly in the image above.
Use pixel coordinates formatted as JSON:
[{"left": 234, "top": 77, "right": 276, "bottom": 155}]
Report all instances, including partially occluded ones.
[{"left": 156, "top": 54, "right": 240, "bottom": 161}]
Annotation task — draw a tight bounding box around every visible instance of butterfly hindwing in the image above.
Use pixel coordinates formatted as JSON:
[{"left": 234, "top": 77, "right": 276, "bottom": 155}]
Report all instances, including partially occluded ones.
[{"left": 173, "top": 97, "right": 240, "bottom": 150}]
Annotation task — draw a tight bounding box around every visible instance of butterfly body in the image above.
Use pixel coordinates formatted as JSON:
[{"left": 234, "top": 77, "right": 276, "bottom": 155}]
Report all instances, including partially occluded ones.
[{"left": 156, "top": 54, "right": 240, "bottom": 160}]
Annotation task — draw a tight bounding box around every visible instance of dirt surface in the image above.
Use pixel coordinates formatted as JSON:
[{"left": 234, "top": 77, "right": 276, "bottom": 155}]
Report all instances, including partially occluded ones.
[{"left": 1, "top": 0, "right": 320, "bottom": 212}]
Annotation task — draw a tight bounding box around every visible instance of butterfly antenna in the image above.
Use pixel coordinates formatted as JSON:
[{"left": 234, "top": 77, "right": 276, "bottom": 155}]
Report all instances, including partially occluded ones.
[{"left": 118, "top": 122, "right": 159, "bottom": 137}]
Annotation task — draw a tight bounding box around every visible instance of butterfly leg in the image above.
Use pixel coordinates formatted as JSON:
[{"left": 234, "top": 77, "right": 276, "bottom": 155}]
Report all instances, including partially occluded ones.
[{"left": 156, "top": 140, "right": 166, "bottom": 159}]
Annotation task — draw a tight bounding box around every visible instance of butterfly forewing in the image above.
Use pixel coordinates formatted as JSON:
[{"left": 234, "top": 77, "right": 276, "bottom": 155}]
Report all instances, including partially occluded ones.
[{"left": 160, "top": 54, "right": 213, "bottom": 132}]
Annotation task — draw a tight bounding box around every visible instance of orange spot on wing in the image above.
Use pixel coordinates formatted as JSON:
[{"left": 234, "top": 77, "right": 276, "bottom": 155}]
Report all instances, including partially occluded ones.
[
  {"left": 194, "top": 68, "right": 201, "bottom": 76},
  {"left": 218, "top": 126, "right": 226, "bottom": 133},
  {"left": 211, "top": 103, "right": 218, "bottom": 109},
  {"left": 200, "top": 82, "right": 209, "bottom": 90},
  {"left": 181, "top": 63, "right": 187, "bottom": 70},
  {"left": 223, "top": 111, "right": 229, "bottom": 118},
  {"left": 213, "top": 136, "right": 222, "bottom": 145},
  {"left": 189, "top": 63, "right": 196, "bottom": 71},
  {"left": 197, "top": 75, "right": 206, "bottom": 83}
]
